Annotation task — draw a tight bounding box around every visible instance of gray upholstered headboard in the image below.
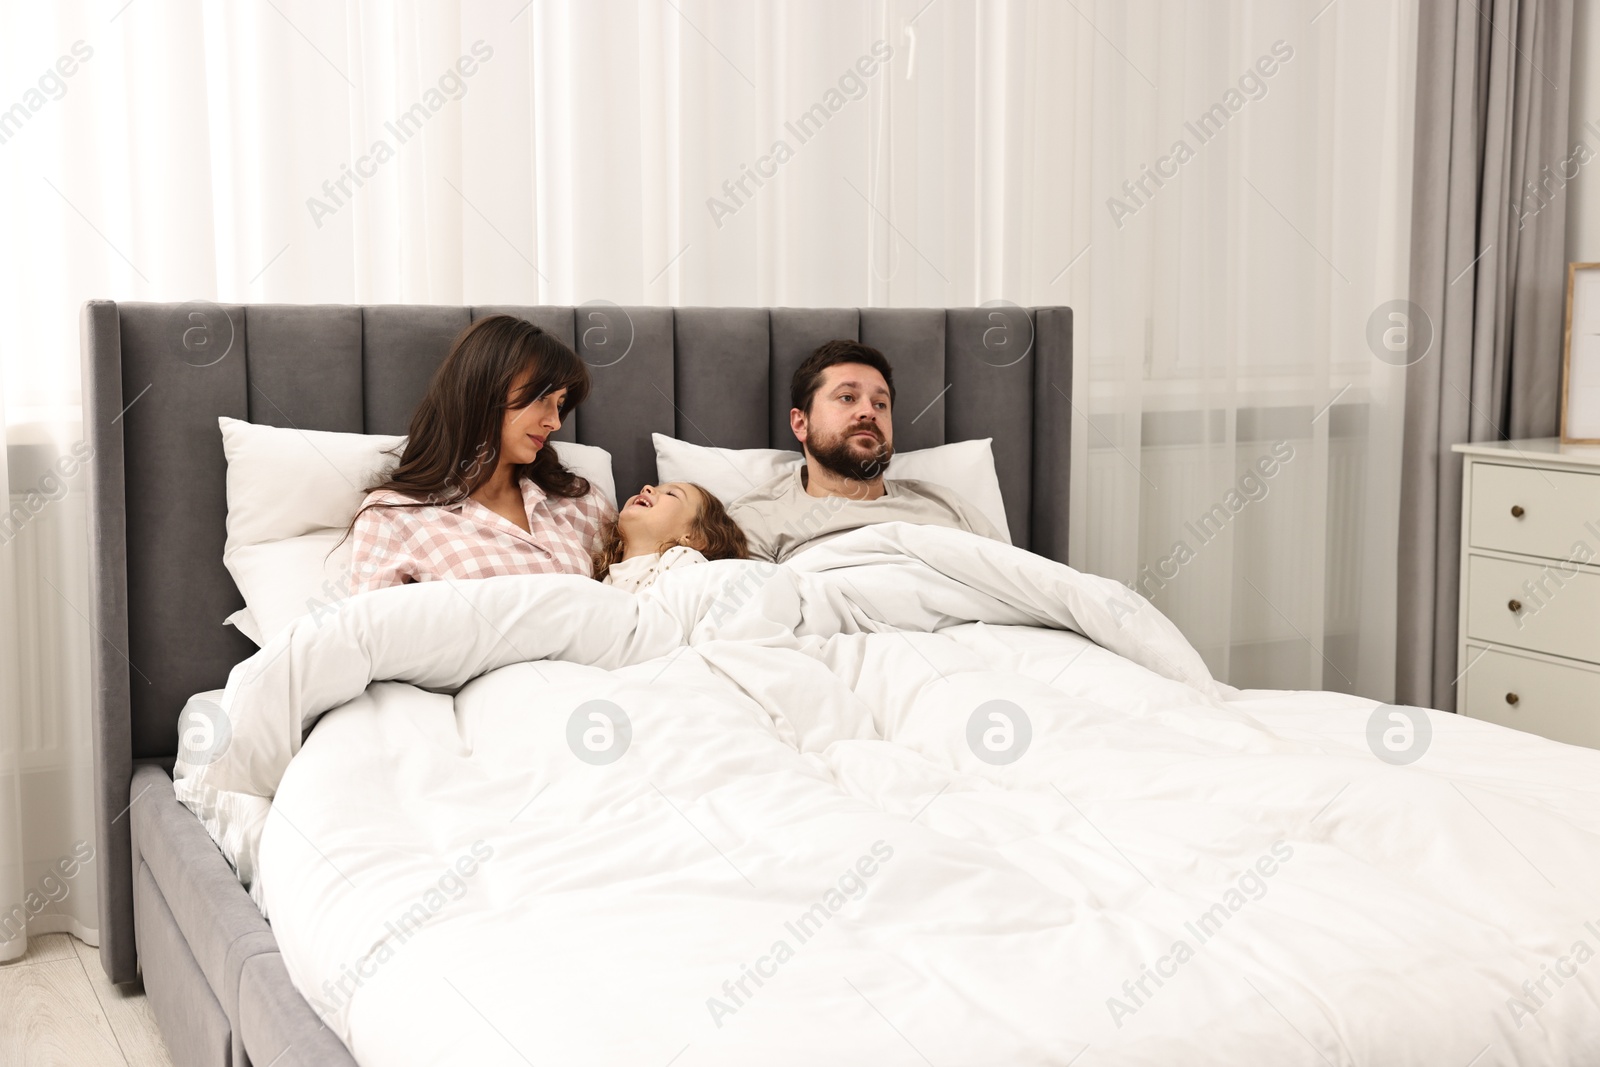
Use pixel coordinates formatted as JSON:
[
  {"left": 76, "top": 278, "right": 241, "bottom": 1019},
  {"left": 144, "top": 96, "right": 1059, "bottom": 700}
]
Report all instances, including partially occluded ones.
[{"left": 79, "top": 300, "right": 1071, "bottom": 979}]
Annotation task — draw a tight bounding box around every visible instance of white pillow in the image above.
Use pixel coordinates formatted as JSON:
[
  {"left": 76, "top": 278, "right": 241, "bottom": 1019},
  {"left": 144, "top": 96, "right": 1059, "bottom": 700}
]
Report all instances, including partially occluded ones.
[
  {"left": 219, "top": 417, "right": 616, "bottom": 645},
  {"left": 225, "top": 607, "right": 264, "bottom": 645},
  {"left": 225, "top": 528, "right": 355, "bottom": 645},
  {"left": 651, "top": 433, "right": 1012, "bottom": 543}
]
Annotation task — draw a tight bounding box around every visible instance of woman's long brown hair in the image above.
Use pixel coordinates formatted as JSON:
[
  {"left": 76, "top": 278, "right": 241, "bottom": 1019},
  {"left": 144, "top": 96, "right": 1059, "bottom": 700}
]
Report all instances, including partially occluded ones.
[
  {"left": 345, "top": 315, "right": 593, "bottom": 538},
  {"left": 591, "top": 484, "right": 749, "bottom": 582}
]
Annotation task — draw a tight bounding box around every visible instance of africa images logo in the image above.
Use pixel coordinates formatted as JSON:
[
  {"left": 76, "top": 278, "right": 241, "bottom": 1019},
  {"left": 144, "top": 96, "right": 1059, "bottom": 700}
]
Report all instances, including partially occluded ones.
[{"left": 706, "top": 841, "right": 896, "bottom": 1029}]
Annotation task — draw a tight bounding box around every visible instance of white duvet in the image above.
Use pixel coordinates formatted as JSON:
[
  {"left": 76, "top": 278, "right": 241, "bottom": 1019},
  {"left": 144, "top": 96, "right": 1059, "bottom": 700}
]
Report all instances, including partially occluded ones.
[{"left": 207, "top": 524, "right": 1600, "bottom": 1065}]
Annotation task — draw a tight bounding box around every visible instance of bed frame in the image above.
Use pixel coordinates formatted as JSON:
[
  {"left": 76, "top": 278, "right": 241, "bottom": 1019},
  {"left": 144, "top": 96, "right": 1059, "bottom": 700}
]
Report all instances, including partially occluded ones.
[{"left": 80, "top": 301, "right": 1073, "bottom": 1067}]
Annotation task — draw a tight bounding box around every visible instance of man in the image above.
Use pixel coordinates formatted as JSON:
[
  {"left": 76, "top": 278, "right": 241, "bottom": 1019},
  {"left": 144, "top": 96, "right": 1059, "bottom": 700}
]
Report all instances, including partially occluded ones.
[{"left": 729, "top": 339, "right": 1003, "bottom": 562}]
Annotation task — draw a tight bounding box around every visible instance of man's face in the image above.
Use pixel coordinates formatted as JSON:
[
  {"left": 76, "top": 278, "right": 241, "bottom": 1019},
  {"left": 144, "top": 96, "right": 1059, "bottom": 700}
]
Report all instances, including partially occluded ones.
[{"left": 793, "top": 363, "right": 893, "bottom": 481}]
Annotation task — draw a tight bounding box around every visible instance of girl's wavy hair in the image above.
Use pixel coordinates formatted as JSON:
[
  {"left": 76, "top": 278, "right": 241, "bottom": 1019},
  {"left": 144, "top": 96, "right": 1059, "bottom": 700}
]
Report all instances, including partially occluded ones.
[
  {"left": 591, "top": 483, "right": 749, "bottom": 582},
  {"left": 343, "top": 315, "right": 592, "bottom": 543}
]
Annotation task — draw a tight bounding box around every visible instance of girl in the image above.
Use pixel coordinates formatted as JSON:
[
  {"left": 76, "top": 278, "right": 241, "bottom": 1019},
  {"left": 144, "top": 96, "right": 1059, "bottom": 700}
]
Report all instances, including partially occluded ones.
[
  {"left": 346, "top": 315, "right": 615, "bottom": 592},
  {"left": 593, "top": 482, "right": 749, "bottom": 592}
]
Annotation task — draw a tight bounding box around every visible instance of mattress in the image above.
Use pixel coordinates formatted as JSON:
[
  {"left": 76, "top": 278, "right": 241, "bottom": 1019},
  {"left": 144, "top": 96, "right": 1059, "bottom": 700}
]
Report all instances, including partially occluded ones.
[{"left": 205, "top": 523, "right": 1600, "bottom": 1065}]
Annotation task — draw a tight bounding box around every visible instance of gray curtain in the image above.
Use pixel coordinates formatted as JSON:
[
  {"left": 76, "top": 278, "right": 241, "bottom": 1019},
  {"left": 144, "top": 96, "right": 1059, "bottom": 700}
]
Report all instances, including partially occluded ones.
[{"left": 1398, "top": 0, "right": 1573, "bottom": 711}]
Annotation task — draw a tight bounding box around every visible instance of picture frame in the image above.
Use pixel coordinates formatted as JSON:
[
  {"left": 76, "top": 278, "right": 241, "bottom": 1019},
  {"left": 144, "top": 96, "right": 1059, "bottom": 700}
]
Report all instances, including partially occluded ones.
[{"left": 1561, "top": 262, "right": 1600, "bottom": 443}]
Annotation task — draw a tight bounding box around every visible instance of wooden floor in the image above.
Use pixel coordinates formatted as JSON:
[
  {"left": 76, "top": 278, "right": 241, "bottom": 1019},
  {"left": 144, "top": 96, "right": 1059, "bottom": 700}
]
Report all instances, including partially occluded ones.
[{"left": 0, "top": 933, "right": 175, "bottom": 1067}]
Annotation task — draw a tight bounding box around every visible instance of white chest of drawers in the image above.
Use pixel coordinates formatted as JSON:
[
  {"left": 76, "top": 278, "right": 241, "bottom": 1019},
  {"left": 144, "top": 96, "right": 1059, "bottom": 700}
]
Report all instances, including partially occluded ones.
[{"left": 1453, "top": 439, "right": 1600, "bottom": 747}]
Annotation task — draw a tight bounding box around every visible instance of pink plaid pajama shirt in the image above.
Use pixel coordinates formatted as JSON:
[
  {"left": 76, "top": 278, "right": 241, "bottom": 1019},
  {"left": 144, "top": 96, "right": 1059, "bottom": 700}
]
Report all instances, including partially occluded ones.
[{"left": 350, "top": 477, "right": 616, "bottom": 593}]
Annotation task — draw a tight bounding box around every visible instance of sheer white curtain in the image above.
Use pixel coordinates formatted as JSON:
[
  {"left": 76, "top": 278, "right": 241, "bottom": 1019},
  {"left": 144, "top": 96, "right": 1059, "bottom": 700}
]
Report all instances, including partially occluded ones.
[
  {"left": 0, "top": 0, "right": 1413, "bottom": 959},
  {"left": 1054, "top": 2, "right": 1417, "bottom": 698}
]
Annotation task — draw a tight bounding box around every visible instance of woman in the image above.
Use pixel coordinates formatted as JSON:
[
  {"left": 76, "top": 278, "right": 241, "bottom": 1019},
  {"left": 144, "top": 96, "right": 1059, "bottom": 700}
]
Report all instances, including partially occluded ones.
[{"left": 346, "top": 314, "right": 615, "bottom": 593}]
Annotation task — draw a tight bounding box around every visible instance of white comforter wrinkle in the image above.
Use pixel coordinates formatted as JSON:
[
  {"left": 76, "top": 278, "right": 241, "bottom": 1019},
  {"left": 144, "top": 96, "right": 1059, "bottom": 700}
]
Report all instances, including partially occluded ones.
[
  {"left": 786, "top": 523, "right": 1218, "bottom": 695},
  {"left": 687, "top": 639, "right": 880, "bottom": 752}
]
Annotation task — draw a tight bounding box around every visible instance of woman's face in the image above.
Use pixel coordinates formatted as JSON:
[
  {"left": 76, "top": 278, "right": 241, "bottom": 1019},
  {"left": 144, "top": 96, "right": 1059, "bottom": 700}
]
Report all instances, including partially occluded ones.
[
  {"left": 499, "top": 370, "right": 566, "bottom": 468},
  {"left": 619, "top": 482, "right": 704, "bottom": 549}
]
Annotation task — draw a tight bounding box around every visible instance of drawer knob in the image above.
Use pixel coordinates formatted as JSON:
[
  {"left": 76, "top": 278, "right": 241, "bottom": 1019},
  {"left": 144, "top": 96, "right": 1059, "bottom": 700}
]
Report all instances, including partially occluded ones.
[
  {"left": 1506, "top": 692, "right": 1520, "bottom": 706},
  {"left": 1508, "top": 599, "right": 1522, "bottom": 613},
  {"left": 1511, "top": 505, "right": 1525, "bottom": 518}
]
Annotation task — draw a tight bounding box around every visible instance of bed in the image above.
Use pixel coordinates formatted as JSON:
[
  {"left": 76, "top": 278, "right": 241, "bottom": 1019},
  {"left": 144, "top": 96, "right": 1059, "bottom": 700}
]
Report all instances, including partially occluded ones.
[
  {"left": 82, "top": 302, "right": 1600, "bottom": 1067},
  {"left": 80, "top": 301, "right": 1072, "bottom": 1066}
]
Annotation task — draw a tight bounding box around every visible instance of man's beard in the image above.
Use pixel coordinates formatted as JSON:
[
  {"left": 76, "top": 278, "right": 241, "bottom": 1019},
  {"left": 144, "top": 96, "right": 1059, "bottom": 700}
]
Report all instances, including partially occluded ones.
[{"left": 808, "top": 424, "right": 893, "bottom": 482}]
